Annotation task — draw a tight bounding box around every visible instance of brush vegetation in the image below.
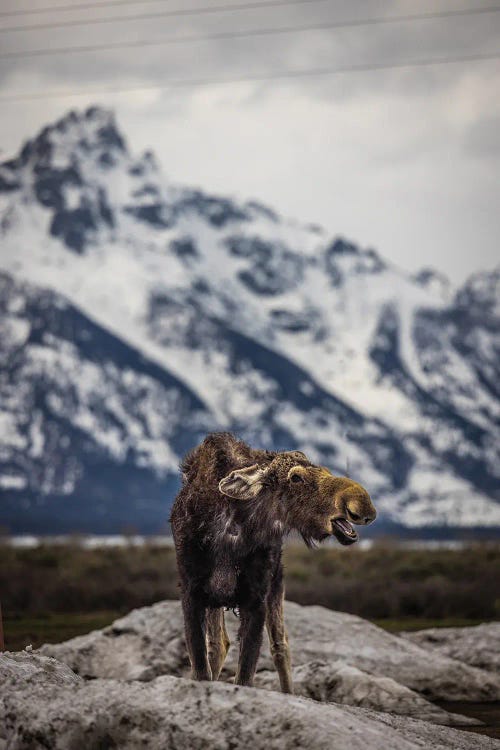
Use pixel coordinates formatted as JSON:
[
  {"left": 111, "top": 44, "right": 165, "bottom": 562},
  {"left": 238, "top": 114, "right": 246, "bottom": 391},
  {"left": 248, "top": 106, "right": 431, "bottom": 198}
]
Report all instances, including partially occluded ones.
[{"left": 1, "top": 540, "right": 499, "bottom": 650}]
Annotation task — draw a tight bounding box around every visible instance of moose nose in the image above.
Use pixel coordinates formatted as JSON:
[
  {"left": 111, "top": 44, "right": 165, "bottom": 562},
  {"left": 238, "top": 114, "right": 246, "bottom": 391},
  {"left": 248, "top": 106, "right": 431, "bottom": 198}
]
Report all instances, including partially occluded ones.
[
  {"left": 348, "top": 508, "right": 377, "bottom": 525},
  {"left": 364, "top": 508, "right": 377, "bottom": 525}
]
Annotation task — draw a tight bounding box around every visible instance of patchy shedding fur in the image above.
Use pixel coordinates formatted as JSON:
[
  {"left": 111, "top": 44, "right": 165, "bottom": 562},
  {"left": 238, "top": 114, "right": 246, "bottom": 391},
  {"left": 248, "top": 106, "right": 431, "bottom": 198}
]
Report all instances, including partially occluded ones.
[{"left": 170, "top": 432, "right": 376, "bottom": 692}]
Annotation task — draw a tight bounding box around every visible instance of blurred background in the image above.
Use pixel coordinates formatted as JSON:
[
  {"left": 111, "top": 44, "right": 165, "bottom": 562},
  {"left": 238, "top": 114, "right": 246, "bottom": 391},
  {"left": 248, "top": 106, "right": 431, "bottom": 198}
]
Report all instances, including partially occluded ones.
[{"left": 0, "top": 0, "right": 499, "bottom": 663}]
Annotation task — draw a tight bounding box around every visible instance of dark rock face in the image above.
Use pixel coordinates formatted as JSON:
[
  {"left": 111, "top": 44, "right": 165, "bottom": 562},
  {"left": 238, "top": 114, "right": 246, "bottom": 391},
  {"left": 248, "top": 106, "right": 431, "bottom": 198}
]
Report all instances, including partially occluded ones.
[
  {"left": 124, "top": 203, "right": 173, "bottom": 229},
  {"left": 176, "top": 191, "right": 250, "bottom": 227},
  {"left": 269, "top": 307, "right": 322, "bottom": 334},
  {"left": 169, "top": 237, "right": 199, "bottom": 263},
  {"left": 412, "top": 267, "right": 449, "bottom": 294},
  {"left": 34, "top": 165, "right": 82, "bottom": 210},
  {"left": 328, "top": 238, "right": 359, "bottom": 257},
  {"left": 369, "top": 303, "right": 400, "bottom": 377},
  {"left": 245, "top": 200, "right": 279, "bottom": 222},
  {"left": 50, "top": 189, "right": 114, "bottom": 253},
  {"left": 454, "top": 268, "right": 499, "bottom": 321},
  {"left": 226, "top": 235, "right": 304, "bottom": 296},
  {"left": 0, "top": 168, "right": 20, "bottom": 193},
  {"left": 324, "top": 239, "right": 386, "bottom": 285}
]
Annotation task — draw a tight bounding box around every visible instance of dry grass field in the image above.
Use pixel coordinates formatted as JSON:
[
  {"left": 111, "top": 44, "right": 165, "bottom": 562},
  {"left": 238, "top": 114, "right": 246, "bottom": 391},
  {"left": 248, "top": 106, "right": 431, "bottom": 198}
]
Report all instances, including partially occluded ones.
[{"left": 1, "top": 540, "right": 499, "bottom": 651}]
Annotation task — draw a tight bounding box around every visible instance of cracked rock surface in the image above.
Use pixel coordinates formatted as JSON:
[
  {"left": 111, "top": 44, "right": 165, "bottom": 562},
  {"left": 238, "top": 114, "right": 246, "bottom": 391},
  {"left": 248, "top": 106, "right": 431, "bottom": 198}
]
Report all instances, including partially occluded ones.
[
  {"left": 401, "top": 622, "right": 500, "bottom": 674},
  {"left": 1, "top": 652, "right": 498, "bottom": 750},
  {"left": 254, "top": 661, "right": 479, "bottom": 726},
  {"left": 41, "top": 600, "right": 500, "bottom": 704}
]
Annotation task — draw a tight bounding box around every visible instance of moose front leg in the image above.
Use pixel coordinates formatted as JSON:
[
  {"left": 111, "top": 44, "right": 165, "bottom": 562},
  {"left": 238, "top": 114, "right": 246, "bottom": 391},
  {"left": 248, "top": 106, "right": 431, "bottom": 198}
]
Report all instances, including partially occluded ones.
[
  {"left": 234, "top": 600, "right": 266, "bottom": 687},
  {"left": 181, "top": 592, "right": 212, "bottom": 681},
  {"left": 266, "top": 559, "right": 293, "bottom": 694},
  {"left": 266, "top": 590, "right": 293, "bottom": 693}
]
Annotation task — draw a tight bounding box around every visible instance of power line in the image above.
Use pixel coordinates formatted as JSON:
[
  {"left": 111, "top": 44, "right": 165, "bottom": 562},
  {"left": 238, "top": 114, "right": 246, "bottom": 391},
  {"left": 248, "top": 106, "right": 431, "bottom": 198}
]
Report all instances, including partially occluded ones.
[
  {"left": 0, "top": 0, "right": 240, "bottom": 18},
  {"left": 1, "top": 51, "right": 498, "bottom": 102},
  {"left": 2, "top": 6, "right": 500, "bottom": 61},
  {"left": 0, "top": 0, "right": 326, "bottom": 33}
]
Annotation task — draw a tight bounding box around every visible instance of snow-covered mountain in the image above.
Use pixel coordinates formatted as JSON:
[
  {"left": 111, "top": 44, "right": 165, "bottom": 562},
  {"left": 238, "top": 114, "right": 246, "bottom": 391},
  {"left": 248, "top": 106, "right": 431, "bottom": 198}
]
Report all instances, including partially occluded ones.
[{"left": 0, "top": 106, "right": 498, "bottom": 534}]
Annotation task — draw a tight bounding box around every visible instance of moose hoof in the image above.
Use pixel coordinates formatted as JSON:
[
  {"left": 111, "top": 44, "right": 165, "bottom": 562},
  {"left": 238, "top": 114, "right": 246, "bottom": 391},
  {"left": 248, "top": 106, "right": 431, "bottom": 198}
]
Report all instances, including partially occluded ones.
[{"left": 191, "top": 670, "right": 212, "bottom": 681}]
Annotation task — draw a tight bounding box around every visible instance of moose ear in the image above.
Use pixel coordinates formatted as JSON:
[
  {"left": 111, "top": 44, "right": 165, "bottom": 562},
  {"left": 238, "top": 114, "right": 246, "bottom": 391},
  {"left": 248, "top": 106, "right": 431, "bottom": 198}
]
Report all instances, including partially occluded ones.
[
  {"left": 218, "top": 464, "right": 268, "bottom": 500},
  {"left": 287, "top": 465, "right": 309, "bottom": 484}
]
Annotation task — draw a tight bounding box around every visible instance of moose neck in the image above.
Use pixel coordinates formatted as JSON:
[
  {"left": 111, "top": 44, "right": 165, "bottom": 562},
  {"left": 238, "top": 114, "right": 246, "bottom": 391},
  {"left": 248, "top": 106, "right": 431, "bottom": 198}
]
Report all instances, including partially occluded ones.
[{"left": 233, "top": 489, "right": 288, "bottom": 548}]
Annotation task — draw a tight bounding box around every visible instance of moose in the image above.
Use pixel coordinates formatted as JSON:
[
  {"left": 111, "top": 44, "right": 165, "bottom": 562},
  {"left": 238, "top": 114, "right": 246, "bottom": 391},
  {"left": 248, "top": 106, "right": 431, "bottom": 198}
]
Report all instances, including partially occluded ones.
[{"left": 170, "top": 432, "right": 376, "bottom": 693}]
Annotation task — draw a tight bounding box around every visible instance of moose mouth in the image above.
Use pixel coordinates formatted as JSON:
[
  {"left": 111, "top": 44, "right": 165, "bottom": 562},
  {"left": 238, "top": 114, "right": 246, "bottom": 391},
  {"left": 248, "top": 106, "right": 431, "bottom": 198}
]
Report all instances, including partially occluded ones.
[{"left": 332, "top": 518, "right": 358, "bottom": 546}]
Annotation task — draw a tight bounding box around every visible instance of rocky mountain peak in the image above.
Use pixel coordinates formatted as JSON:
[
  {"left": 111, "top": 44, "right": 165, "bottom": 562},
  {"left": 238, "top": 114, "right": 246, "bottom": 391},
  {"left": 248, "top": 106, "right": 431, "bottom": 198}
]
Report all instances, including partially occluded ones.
[
  {"left": 412, "top": 268, "right": 451, "bottom": 303},
  {"left": 0, "top": 108, "right": 134, "bottom": 253},
  {"left": 454, "top": 267, "right": 500, "bottom": 321},
  {"left": 2, "top": 107, "right": 127, "bottom": 179}
]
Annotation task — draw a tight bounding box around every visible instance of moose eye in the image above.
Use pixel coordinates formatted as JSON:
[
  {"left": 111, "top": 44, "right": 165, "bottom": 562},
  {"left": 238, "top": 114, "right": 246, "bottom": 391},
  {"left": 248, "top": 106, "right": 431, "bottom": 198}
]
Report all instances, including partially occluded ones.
[
  {"left": 349, "top": 510, "right": 361, "bottom": 521},
  {"left": 290, "top": 473, "right": 304, "bottom": 483}
]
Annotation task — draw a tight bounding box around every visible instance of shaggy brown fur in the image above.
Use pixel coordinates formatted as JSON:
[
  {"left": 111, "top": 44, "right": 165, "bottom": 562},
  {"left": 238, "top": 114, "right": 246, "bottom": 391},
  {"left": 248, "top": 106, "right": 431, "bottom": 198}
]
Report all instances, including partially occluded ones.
[{"left": 170, "top": 432, "right": 376, "bottom": 692}]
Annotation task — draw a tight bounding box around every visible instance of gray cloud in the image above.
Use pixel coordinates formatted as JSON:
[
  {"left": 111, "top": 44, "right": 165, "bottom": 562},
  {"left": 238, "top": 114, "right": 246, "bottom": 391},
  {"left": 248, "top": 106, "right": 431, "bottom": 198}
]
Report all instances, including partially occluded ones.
[
  {"left": 0, "top": 0, "right": 499, "bottom": 283},
  {"left": 463, "top": 113, "right": 500, "bottom": 159},
  {"left": 1, "top": 0, "right": 498, "bottom": 95}
]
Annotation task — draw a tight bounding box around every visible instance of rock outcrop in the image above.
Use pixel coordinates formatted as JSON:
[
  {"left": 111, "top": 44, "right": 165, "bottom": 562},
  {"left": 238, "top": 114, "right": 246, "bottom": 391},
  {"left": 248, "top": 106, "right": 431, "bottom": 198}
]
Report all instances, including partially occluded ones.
[
  {"left": 1, "top": 652, "right": 497, "bottom": 750},
  {"left": 41, "top": 600, "right": 500, "bottom": 709},
  {"left": 401, "top": 622, "right": 500, "bottom": 674},
  {"left": 254, "top": 661, "right": 478, "bottom": 726},
  {"left": 0, "top": 650, "right": 82, "bottom": 690},
  {"left": 41, "top": 600, "right": 189, "bottom": 681}
]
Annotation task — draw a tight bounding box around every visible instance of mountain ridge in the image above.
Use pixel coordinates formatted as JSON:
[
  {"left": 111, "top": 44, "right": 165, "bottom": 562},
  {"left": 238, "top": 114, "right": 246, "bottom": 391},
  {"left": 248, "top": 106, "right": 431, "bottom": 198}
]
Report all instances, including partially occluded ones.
[{"left": 0, "top": 106, "right": 498, "bottom": 533}]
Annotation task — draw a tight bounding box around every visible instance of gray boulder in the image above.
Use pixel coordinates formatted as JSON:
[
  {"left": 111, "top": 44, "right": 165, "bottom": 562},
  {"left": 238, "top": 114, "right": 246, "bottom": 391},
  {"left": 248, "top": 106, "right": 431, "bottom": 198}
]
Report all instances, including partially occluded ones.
[
  {"left": 0, "top": 650, "right": 82, "bottom": 690},
  {"left": 0, "top": 652, "right": 496, "bottom": 750},
  {"left": 41, "top": 600, "right": 188, "bottom": 681},
  {"left": 401, "top": 622, "right": 500, "bottom": 674},
  {"left": 254, "top": 660, "right": 479, "bottom": 726},
  {"left": 41, "top": 600, "right": 500, "bottom": 702}
]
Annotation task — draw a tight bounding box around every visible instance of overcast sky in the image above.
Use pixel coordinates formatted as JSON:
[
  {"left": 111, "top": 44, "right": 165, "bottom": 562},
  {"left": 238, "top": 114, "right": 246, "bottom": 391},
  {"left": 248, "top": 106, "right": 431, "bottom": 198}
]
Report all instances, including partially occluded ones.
[{"left": 1, "top": 0, "right": 499, "bottom": 285}]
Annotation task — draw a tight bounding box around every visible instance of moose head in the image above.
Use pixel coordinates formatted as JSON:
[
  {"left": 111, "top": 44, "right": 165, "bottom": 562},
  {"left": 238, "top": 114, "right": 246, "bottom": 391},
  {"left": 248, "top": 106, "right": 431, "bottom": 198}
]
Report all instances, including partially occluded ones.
[{"left": 218, "top": 451, "right": 376, "bottom": 546}]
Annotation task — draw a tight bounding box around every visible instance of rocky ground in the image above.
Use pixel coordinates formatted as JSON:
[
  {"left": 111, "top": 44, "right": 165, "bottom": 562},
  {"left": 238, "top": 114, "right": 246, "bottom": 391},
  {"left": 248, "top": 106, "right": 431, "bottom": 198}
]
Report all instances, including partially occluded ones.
[
  {"left": 401, "top": 622, "right": 500, "bottom": 674},
  {"left": 2, "top": 601, "right": 500, "bottom": 749}
]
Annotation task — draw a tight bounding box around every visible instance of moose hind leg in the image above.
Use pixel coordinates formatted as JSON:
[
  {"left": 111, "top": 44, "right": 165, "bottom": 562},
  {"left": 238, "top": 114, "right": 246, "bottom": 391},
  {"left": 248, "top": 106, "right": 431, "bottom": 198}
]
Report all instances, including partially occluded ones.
[
  {"left": 206, "top": 608, "right": 231, "bottom": 680},
  {"left": 181, "top": 592, "right": 212, "bottom": 681}
]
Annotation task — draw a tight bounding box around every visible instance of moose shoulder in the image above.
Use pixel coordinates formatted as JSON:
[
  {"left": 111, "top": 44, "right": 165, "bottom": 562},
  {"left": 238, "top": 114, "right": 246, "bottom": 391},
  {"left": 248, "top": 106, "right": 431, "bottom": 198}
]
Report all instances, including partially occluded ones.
[{"left": 170, "top": 432, "right": 376, "bottom": 692}]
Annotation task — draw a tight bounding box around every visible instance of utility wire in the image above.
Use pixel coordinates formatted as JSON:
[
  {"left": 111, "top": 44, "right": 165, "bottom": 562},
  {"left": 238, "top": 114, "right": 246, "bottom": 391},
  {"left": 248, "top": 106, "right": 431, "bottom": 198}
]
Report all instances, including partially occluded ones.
[
  {"left": 1, "top": 51, "right": 498, "bottom": 102},
  {"left": 0, "top": 0, "right": 326, "bottom": 33},
  {"left": 2, "top": 6, "right": 499, "bottom": 60},
  {"left": 0, "top": 0, "right": 252, "bottom": 18},
  {"left": 0, "top": 0, "right": 308, "bottom": 18}
]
